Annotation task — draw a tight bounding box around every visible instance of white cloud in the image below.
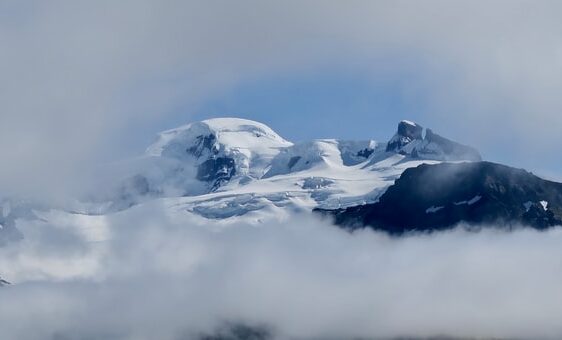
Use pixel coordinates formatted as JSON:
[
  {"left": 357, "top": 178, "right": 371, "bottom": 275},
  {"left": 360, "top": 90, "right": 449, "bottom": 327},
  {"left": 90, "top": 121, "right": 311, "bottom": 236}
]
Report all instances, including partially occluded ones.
[{"left": 2, "top": 205, "right": 562, "bottom": 339}]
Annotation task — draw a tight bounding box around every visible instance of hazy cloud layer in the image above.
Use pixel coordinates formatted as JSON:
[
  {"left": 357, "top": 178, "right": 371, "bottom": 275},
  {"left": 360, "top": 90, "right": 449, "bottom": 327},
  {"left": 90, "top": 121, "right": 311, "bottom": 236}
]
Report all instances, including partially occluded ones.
[
  {"left": 3, "top": 1, "right": 562, "bottom": 195},
  {"left": 2, "top": 205, "right": 562, "bottom": 339},
  {"left": 3, "top": 2, "right": 562, "bottom": 339}
]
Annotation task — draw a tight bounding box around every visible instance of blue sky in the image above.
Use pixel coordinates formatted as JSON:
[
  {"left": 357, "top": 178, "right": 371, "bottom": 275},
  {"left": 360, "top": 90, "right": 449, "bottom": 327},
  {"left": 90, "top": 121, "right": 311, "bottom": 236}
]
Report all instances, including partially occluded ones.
[{"left": 165, "top": 70, "right": 429, "bottom": 143}]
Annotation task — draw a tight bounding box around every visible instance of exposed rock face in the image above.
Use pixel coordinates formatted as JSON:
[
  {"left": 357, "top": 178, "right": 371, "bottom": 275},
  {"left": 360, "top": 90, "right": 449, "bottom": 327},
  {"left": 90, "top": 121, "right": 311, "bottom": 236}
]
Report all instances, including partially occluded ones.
[
  {"left": 398, "top": 120, "right": 423, "bottom": 140},
  {"left": 386, "top": 120, "right": 424, "bottom": 152},
  {"left": 323, "top": 162, "right": 562, "bottom": 233},
  {"left": 356, "top": 148, "right": 374, "bottom": 158},
  {"left": 197, "top": 157, "right": 237, "bottom": 190},
  {"left": 386, "top": 120, "right": 482, "bottom": 161}
]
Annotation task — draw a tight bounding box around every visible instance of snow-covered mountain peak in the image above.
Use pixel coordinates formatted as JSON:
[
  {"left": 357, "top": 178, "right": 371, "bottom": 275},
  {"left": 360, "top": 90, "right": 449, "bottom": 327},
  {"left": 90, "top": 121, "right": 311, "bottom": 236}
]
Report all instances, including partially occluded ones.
[
  {"left": 144, "top": 118, "right": 293, "bottom": 189},
  {"left": 146, "top": 117, "right": 291, "bottom": 159},
  {"left": 5, "top": 117, "right": 483, "bottom": 232}
]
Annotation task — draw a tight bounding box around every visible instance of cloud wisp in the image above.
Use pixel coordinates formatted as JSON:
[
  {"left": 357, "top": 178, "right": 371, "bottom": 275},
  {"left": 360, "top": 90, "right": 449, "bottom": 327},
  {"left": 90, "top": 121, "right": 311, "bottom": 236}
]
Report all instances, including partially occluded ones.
[{"left": 2, "top": 204, "right": 562, "bottom": 339}]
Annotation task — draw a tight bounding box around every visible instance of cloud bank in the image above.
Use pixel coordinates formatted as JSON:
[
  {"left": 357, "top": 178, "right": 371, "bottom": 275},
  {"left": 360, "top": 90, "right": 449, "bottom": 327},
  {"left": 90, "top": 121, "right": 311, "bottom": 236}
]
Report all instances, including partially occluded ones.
[{"left": 2, "top": 204, "right": 562, "bottom": 339}]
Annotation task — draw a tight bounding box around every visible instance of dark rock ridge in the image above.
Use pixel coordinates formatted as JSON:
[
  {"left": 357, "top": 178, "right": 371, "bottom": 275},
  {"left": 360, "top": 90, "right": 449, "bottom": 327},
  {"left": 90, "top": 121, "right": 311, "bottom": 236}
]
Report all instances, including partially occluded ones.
[{"left": 322, "top": 162, "right": 562, "bottom": 233}]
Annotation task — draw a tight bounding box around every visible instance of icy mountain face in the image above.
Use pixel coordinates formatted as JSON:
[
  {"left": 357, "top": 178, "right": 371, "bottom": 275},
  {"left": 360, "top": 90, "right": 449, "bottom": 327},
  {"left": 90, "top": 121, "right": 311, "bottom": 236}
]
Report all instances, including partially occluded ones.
[{"left": 147, "top": 118, "right": 293, "bottom": 190}]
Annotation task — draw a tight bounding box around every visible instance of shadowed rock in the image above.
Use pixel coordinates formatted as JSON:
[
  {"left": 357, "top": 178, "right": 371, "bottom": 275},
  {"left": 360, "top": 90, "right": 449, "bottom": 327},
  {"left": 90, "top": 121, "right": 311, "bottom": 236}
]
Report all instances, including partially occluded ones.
[
  {"left": 386, "top": 120, "right": 424, "bottom": 152},
  {"left": 321, "top": 161, "right": 562, "bottom": 233},
  {"left": 197, "top": 157, "right": 237, "bottom": 190}
]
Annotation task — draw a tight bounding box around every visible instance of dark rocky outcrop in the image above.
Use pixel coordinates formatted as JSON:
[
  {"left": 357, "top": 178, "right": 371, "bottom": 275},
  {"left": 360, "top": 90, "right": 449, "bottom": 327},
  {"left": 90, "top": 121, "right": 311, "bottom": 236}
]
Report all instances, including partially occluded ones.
[
  {"left": 398, "top": 120, "right": 424, "bottom": 140},
  {"left": 322, "top": 162, "right": 562, "bottom": 234},
  {"left": 197, "top": 157, "right": 236, "bottom": 190},
  {"left": 385, "top": 120, "right": 482, "bottom": 162},
  {"left": 356, "top": 147, "right": 374, "bottom": 159},
  {"left": 386, "top": 121, "right": 424, "bottom": 152},
  {"left": 288, "top": 156, "right": 302, "bottom": 169}
]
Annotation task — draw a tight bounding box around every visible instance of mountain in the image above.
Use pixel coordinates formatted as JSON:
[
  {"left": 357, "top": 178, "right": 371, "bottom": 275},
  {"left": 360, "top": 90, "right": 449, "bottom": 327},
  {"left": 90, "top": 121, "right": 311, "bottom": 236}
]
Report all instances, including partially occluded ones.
[
  {"left": 323, "top": 161, "right": 562, "bottom": 233},
  {"left": 82, "top": 118, "right": 479, "bottom": 223},
  {"left": 8, "top": 116, "right": 554, "bottom": 244}
]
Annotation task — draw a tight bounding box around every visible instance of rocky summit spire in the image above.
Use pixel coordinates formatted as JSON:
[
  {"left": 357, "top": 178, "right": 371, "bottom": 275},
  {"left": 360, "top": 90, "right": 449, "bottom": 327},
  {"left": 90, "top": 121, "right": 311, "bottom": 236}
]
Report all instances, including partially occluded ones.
[
  {"left": 386, "top": 120, "right": 424, "bottom": 152},
  {"left": 386, "top": 120, "right": 481, "bottom": 162}
]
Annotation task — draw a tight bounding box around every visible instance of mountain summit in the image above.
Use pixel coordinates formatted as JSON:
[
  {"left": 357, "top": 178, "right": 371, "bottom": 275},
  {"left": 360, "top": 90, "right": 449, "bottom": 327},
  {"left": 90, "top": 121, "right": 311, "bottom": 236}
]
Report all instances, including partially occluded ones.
[
  {"left": 386, "top": 120, "right": 481, "bottom": 161},
  {"left": 146, "top": 118, "right": 292, "bottom": 189}
]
